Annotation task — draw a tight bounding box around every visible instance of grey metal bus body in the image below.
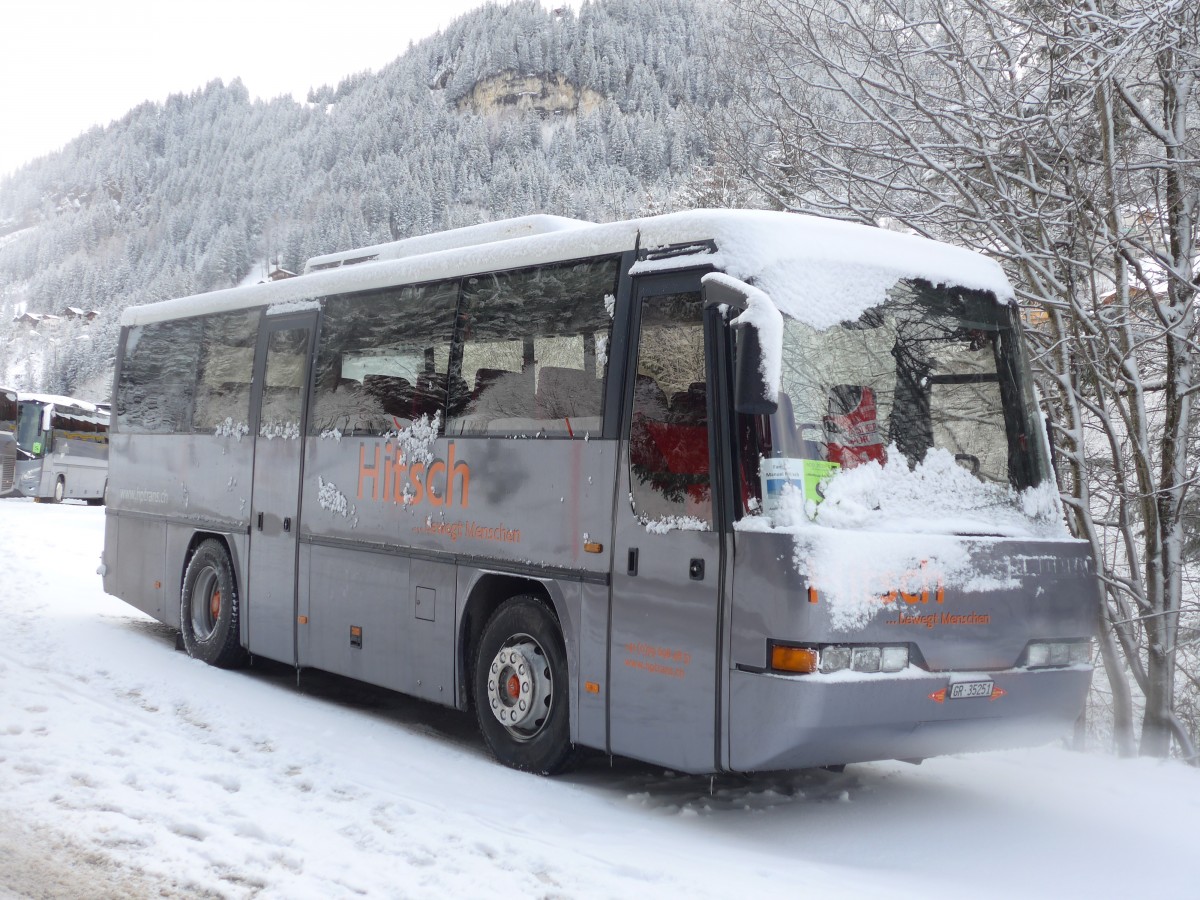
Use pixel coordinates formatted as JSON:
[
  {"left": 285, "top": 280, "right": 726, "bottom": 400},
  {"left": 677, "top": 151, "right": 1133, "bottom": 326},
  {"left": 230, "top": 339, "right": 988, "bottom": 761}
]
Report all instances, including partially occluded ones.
[
  {"left": 1, "top": 388, "right": 16, "bottom": 497},
  {"left": 13, "top": 393, "right": 109, "bottom": 503},
  {"left": 101, "top": 211, "right": 1098, "bottom": 774},
  {"left": 0, "top": 432, "right": 15, "bottom": 497}
]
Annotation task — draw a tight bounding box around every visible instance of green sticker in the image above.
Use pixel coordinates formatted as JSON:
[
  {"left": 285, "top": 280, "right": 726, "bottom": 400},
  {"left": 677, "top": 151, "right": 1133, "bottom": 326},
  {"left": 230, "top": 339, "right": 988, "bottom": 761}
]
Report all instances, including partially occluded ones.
[
  {"left": 31, "top": 441, "right": 41, "bottom": 455},
  {"left": 803, "top": 459, "right": 841, "bottom": 505}
]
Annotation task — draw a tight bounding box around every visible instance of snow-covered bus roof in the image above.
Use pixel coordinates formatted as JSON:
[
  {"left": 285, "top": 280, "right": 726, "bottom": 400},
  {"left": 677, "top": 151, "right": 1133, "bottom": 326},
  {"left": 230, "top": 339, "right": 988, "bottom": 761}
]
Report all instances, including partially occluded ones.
[
  {"left": 301, "top": 214, "right": 591, "bottom": 274},
  {"left": 10, "top": 392, "right": 109, "bottom": 424},
  {"left": 121, "top": 210, "right": 1014, "bottom": 329}
]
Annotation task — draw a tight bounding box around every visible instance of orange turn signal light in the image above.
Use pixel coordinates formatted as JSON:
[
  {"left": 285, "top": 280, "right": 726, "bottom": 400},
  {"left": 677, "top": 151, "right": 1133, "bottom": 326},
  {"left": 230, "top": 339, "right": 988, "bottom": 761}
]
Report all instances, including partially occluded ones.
[{"left": 770, "top": 645, "right": 819, "bottom": 674}]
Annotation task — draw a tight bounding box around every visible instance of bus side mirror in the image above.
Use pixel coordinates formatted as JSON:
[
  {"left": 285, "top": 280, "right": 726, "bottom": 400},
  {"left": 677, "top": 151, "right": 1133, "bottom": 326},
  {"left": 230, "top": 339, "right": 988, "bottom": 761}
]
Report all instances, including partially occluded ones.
[
  {"left": 701, "top": 274, "right": 779, "bottom": 416},
  {"left": 42, "top": 405, "right": 54, "bottom": 432},
  {"left": 733, "top": 321, "right": 778, "bottom": 415}
]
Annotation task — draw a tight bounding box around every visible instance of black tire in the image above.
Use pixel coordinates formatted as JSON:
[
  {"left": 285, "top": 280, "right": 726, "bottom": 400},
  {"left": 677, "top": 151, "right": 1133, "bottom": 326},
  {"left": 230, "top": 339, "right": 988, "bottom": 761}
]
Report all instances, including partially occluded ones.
[
  {"left": 180, "top": 539, "right": 248, "bottom": 669},
  {"left": 474, "top": 595, "right": 576, "bottom": 775}
]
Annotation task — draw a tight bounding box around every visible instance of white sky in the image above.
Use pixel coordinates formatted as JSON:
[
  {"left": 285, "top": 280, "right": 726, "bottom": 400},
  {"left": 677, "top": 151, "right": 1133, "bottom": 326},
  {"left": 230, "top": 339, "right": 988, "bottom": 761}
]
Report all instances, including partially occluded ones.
[{"left": 0, "top": 0, "right": 571, "bottom": 178}]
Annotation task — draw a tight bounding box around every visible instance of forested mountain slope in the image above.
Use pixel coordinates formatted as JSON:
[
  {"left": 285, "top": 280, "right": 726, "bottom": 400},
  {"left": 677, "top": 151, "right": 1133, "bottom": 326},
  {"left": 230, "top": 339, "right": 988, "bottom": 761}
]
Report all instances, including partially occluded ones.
[{"left": 0, "top": 0, "right": 729, "bottom": 396}]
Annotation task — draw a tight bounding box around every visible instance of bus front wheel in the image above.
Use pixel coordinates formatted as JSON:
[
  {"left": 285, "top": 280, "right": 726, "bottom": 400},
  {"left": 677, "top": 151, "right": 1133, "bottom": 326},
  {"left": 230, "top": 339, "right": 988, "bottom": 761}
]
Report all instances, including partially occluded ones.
[
  {"left": 180, "top": 540, "right": 248, "bottom": 669},
  {"left": 474, "top": 596, "right": 576, "bottom": 775},
  {"left": 51, "top": 477, "right": 64, "bottom": 504}
]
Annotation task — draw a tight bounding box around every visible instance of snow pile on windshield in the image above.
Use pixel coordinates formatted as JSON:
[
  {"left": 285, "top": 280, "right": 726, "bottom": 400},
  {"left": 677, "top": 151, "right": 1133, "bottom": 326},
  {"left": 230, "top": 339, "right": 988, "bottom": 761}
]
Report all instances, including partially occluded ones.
[
  {"left": 741, "top": 448, "right": 1070, "bottom": 631},
  {"left": 802, "top": 447, "right": 1067, "bottom": 539}
]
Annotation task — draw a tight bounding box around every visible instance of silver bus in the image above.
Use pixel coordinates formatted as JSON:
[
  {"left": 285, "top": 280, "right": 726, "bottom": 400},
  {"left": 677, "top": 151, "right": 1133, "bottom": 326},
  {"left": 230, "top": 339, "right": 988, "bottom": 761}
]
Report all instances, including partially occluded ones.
[
  {"left": 12, "top": 392, "right": 109, "bottom": 503},
  {"left": 1, "top": 388, "right": 17, "bottom": 496},
  {"left": 101, "top": 211, "right": 1098, "bottom": 774}
]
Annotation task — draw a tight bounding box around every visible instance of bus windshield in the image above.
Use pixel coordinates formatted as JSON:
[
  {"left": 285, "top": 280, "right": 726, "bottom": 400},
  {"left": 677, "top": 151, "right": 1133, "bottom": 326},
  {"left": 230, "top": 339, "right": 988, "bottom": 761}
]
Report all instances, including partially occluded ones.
[
  {"left": 745, "top": 279, "right": 1054, "bottom": 533},
  {"left": 15, "top": 402, "right": 46, "bottom": 458}
]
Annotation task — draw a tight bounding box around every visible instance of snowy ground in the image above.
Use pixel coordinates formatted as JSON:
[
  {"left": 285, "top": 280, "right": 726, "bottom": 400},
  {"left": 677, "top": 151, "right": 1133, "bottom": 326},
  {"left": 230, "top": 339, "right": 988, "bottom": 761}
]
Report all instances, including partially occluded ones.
[{"left": 1, "top": 500, "right": 1198, "bottom": 899}]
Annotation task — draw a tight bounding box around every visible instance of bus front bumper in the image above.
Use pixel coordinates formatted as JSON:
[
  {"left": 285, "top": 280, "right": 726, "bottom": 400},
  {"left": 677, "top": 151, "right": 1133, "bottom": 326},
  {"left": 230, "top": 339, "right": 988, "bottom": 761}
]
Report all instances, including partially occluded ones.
[
  {"left": 727, "top": 665, "right": 1092, "bottom": 772},
  {"left": 15, "top": 465, "right": 41, "bottom": 498}
]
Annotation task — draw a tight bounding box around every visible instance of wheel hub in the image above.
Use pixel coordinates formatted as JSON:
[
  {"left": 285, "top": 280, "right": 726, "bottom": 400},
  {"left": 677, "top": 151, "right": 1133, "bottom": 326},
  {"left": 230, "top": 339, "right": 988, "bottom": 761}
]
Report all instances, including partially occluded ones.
[{"left": 486, "top": 639, "right": 551, "bottom": 735}]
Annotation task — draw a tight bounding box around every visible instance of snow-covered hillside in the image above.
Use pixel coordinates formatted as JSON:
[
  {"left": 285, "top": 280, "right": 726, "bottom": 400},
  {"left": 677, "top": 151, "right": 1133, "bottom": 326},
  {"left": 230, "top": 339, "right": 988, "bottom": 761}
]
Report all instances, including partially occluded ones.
[{"left": 1, "top": 499, "right": 1197, "bottom": 898}]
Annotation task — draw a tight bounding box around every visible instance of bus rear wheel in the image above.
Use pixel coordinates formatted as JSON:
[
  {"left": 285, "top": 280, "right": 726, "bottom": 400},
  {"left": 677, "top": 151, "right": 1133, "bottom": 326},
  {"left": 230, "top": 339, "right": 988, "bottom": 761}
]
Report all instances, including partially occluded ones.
[
  {"left": 474, "top": 595, "right": 576, "bottom": 775},
  {"left": 180, "top": 539, "right": 248, "bottom": 669}
]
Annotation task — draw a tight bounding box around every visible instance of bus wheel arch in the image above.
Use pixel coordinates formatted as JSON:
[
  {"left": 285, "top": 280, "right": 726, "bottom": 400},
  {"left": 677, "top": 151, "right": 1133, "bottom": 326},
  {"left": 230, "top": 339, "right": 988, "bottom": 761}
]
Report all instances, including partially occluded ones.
[
  {"left": 460, "top": 574, "right": 550, "bottom": 705},
  {"left": 472, "top": 593, "right": 577, "bottom": 774},
  {"left": 180, "top": 536, "right": 248, "bottom": 669}
]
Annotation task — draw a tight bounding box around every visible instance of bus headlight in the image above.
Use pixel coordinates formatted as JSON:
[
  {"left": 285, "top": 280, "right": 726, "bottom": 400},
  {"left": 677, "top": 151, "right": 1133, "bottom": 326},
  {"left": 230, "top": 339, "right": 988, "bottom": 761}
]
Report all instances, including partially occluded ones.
[
  {"left": 851, "top": 647, "right": 882, "bottom": 673},
  {"left": 881, "top": 645, "right": 910, "bottom": 672},
  {"left": 818, "top": 644, "right": 908, "bottom": 674},
  {"left": 1068, "top": 642, "right": 1093, "bottom": 665},
  {"left": 819, "top": 646, "right": 851, "bottom": 673},
  {"left": 1024, "top": 640, "right": 1092, "bottom": 669}
]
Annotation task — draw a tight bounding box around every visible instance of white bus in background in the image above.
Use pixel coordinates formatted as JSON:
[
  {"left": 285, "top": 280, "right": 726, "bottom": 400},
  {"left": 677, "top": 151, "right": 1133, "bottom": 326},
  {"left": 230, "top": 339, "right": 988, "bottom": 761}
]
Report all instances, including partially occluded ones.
[
  {"left": 12, "top": 391, "right": 109, "bottom": 503},
  {"left": 0, "top": 388, "right": 16, "bottom": 498},
  {"left": 101, "top": 211, "right": 1098, "bottom": 775}
]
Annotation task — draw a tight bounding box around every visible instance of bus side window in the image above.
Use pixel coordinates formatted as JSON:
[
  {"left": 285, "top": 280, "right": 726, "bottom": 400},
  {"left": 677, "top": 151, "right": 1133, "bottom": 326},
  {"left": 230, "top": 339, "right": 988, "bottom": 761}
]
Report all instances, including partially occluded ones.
[
  {"left": 628, "top": 292, "right": 712, "bottom": 527},
  {"left": 192, "top": 311, "right": 258, "bottom": 433},
  {"left": 448, "top": 257, "right": 619, "bottom": 437},
  {"left": 117, "top": 318, "right": 202, "bottom": 434},
  {"left": 311, "top": 281, "right": 459, "bottom": 436}
]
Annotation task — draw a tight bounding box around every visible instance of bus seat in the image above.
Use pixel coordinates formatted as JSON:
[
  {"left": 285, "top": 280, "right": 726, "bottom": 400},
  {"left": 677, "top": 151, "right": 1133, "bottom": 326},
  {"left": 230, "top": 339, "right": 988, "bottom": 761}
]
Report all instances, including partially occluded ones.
[
  {"left": 668, "top": 382, "right": 706, "bottom": 425},
  {"left": 472, "top": 369, "right": 535, "bottom": 421},
  {"left": 362, "top": 375, "right": 412, "bottom": 419},
  {"left": 472, "top": 367, "right": 512, "bottom": 400},
  {"left": 537, "top": 366, "right": 601, "bottom": 419},
  {"left": 411, "top": 372, "right": 448, "bottom": 420},
  {"left": 824, "top": 384, "right": 885, "bottom": 468},
  {"left": 632, "top": 374, "right": 668, "bottom": 421}
]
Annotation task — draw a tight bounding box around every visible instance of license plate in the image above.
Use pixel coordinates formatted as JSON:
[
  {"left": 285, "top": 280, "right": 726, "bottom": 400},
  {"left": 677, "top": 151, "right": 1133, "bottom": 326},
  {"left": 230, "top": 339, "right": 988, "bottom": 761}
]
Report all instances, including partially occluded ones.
[{"left": 948, "top": 681, "right": 994, "bottom": 699}]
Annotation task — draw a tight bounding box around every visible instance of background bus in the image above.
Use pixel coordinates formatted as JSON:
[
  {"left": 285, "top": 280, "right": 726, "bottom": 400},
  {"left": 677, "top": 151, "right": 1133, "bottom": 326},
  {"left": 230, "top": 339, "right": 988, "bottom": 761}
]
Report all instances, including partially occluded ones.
[
  {"left": 1, "top": 388, "right": 16, "bottom": 497},
  {"left": 101, "top": 211, "right": 1098, "bottom": 775},
  {"left": 14, "top": 393, "right": 109, "bottom": 503}
]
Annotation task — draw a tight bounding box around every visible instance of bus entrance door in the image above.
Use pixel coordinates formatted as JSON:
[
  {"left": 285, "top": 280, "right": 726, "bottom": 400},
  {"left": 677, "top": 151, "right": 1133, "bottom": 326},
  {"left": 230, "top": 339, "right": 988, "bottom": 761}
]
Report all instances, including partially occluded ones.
[
  {"left": 246, "top": 315, "right": 316, "bottom": 665},
  {"left": 608, "top": 281, "right": 724, "bottom": 773}
]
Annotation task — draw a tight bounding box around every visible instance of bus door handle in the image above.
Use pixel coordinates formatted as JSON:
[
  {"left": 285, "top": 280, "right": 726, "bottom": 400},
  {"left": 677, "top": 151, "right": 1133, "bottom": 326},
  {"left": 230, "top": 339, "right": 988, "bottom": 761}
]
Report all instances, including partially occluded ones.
[
  {"left": 257, "top": 512, "right": 264, "bottom": 531},
  {"left": 283, "top": 516, "right": 292, "bottom": 533},
  {"left": 627, "top": 548, "right": 639, "bottom": 576}
]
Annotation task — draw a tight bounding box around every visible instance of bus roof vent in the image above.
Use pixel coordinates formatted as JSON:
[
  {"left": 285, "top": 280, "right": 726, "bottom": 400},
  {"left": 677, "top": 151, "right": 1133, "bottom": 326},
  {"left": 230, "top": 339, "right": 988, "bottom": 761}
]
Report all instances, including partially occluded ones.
[
  {"left": 306, "top": 253, "right": 380, "bottom": 273},
  {"left": 637, "top": 239, "right": 718, "bottom": 263},
  {"left": 301, "top": 215, "right": 592, "bottom": 275}
]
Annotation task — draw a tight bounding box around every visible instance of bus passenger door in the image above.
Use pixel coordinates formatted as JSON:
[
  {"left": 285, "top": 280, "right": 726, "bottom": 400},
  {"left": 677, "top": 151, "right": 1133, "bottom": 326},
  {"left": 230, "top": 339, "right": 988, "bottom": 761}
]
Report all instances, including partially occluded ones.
[
  {"left": 608, "top": 277, "right": 726, "bottom": 773},
  {"left": 247, "top": 314, "right": 316, "bottom": 665}
]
